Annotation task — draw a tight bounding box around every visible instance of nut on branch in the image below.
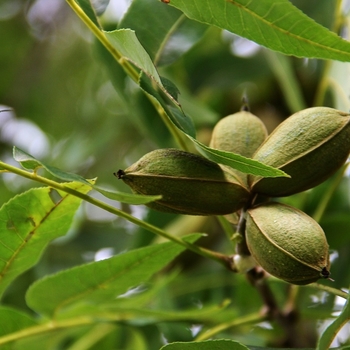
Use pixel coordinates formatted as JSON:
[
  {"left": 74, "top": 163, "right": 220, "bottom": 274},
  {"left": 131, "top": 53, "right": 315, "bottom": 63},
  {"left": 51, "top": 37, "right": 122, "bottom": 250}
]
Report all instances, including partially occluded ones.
[
  {"left": 210, "top": 110, "right": 268, "bottom": 185},
  {"left": 245, "top": 202, "right": 330, "bottom": 285},
  {"left": 249, "top": 107, "right": 350, "bottom": 197},
  {"left": 210, "top": 111, "right": 268, "bottom": 158},
  {"left": 116, "top": 148, "right": 250, "bottom": 216}
]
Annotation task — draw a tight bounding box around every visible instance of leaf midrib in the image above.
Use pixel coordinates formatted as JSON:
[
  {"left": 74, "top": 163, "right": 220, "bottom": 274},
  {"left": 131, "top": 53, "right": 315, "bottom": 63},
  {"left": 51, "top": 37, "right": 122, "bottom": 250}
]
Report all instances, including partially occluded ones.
[
  {"left": 0, "top": 186, "right": 83, "bottom": 285},
  {"left": 52, "top": 243, "right": 183, "bottom": 318},
  {"left": 220, "top": 0, "right": 350, "bottom": 58}
]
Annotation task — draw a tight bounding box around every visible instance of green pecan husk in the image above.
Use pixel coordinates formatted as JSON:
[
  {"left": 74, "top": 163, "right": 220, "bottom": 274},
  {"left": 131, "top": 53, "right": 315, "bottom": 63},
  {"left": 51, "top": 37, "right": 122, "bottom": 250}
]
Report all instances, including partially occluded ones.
[
  {"left": 246, "top": 202, "right": 330, "bottom": 285},
  {"left": 210, "top": 110, "right": 268, "bottom": 158},
  {"left": 116, "top": 148, "right": 250, "bottom": 216},
  {"left": 249, "top": 107, "right": 350, "bottom": 197},
  {"left": 210, "top": 110, "right": 268, "bottom": 185}
]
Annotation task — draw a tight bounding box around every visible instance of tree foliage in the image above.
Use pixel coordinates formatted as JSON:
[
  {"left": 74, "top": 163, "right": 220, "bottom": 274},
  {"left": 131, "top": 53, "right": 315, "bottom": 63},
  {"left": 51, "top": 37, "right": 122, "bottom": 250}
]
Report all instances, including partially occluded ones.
[{"left": 0, "top": 0, "right": 350, "bottom": 349}]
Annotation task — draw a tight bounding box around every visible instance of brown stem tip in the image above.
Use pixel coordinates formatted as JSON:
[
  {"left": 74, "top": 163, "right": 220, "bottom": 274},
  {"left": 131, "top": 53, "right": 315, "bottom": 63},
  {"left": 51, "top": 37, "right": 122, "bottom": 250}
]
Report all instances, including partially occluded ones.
[{"left": 114, "top": 170, "right": 125, "bottom": 179}]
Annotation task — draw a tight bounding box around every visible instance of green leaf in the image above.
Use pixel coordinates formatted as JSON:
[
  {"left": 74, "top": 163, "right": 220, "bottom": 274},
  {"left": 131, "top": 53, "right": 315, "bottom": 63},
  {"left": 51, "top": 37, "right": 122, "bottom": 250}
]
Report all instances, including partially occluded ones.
[
  {"left": 13, "top": 147, "right": 91, "bottom": 185},
  {"left": 94, "top": 42, "right": 177, "bottom": 148},
  {"left": 78, "top": 0, "right": 197, "bottom": 137},
  {"left": 160, "top": 339, "right": 249, "bottom": 350},
  {"left": 72, "top": 0, "right": 197, "bottom": 140},
  {"left": 49, "top": 297, "right": 231, "bottom": 324},
  {"left": 329, "top": 60, "right": 350, "bottom": 112},
  {"left": 171, "top": 83, "right": 219, "bottom": 126},
  {"left": 119, "top": 0, "right": 182, "bottom": 62},
  {"left": 189, "top": 137, "right": 289, "bottom": 178},
  {"left": 94, "top": 40, "right": 129, "bottom": 100},
  {"left": 169, "top": 0, "right": 350, "bottom": 62},
  {"left": 139, "top": 73, "right": 196, "bottom": 137},
  {"left": 0, "top": 182, "right": 91, "bottom": 298},
  {"left": 0, "top": 306, "right": 37, "bottom": 337},
  {"left": 95, "top": 187, "right": 161, "bottom": 205},
  {"left": 25, "top": 234, "right": 201, "bottom": 317},
  {"left": 264, "top": 50, "right": 307, "bottom": 113},
  {"left": 119, "top": 0, "right": 208, "bottom": 66},
  {"left": 13, "top": 147, "right": 161, "bottom": 205},
  {"left": 0, "top": 308, "right": 38, "bottom": 350},
  {"left": 12, "top": 147, "right": 42, "bottom": 171},
  {"left": 70, "top": 0, "right": 286, "bottom": 177},
  {"left": 6, "top": 329, "right": 82, "bottom": 350},
  {"left": 124, "top": 328, "right": 148, "bottom": 350},
  {"left": 156, "top": 17, "right": 208, "bottom": 67},
  {"left": 114, "top": 72, "right": 284, "bottom": 177},
  {"left": 317, "top": 293, "right": 350, "bottom": 350},
  {"left": 160, "top": 76, "right": 181, "bottom": 102},
  {"left": 75, "top": 0, "right": 101, "bottom": 28},
  {"left": 104, "top": 29, "right": 162, "bottom": 84},
  {"left": 104, "top": 28, "right": 193, "bottom": 132}
]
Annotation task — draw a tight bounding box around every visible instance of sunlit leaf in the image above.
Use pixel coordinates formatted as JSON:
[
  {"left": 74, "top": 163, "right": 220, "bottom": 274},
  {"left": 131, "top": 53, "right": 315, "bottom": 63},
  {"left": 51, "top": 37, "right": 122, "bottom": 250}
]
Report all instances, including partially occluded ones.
[
  {"left": 25, "top": 234, "right": 201, "bottom": 317},
  {"left": 119, "top": 0, "right": 208, "bottom": 66},
  {"left": 188, "top": 137, "right": 289, "bottom": 178},
  {"left": 0, "top": 182, "right": 91, "bottom": 297},
  {"left": 119, "top": 0, "right": 182, "bottom": 61},
  {"left": 168, "top": 0, "right": 350, "bottom": 62},
  {"left": 104, "top": 28, "right": 189, "bottom": 128},
  {"left": 0, "top": 306, "right": 37, "bottom": 338},
  {"left": 12, "top": 147, "right": 42, "bottom": 171},
  {"left": 71, "top": 0, "right": 197, "bottom": 140},
  {"left": 104, "top": 29, "right": 162, "bottom": 84},
  {"left": 139, "top": 73, "right": 196, "bottom": 137},
  {"left": 101, "top": 28, "right": 197, "bottom": 138}
]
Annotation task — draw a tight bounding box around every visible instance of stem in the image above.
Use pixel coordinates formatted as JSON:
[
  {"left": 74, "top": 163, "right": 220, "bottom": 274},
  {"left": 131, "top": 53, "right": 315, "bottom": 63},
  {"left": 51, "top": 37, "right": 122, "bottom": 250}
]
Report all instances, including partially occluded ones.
[
  {"left": 313, "top": 62, "right": 332, "bottom": 107},
  {"left": 332, "top": 0, "right": 345, "bottom": 35},
  {"left": 246, "top": 268, "right": 280, "bottom": 316},
  {"left": 313, "top": 0, "right": 343, "bottom": 106},
  {"left": 0, "top": 317, "right": 94, "bottom": 346},
  {"left": 154, "top": 102, "right": 190, "bottom": 151},
  {"left": 216, "top": 215, "right": 236, "bottom": 250},
  {"left": 235, "top": 204, "right": 252, "bottom": 256},
  {"left": 312, "top": 163, "right": 349, "bottom": 223},
  {"left": 264, "top": 50, "right": 306, "bottom": 113},
  {"left": 67, "top": 324, "right": 116, "bottom": 350},
  {"left": 66, "top": 0, "right": 137, "bottom": 81},
  {"left": 2, "top": 305, "right": 211, "bottom": 346},
  {"left": 195, "top": 312, "right": 266, "bottom": 341},
  {"left": 328, "top": 77, "right": 350, "bottom": 110},
  {"left": 65, "top": 0, "right": 189, "bottom": 151},
  {"left": 0, "top": 161, "right": 229, "bottom": 267},
  {"left": 308, "top": 282, "right": 349, "bottom": 299},
  {"left": 283, "top": 284, "right": 300, "bottom": 314},
  {"left": 267, "top": 276, "right": 349, "bottom": 299}
]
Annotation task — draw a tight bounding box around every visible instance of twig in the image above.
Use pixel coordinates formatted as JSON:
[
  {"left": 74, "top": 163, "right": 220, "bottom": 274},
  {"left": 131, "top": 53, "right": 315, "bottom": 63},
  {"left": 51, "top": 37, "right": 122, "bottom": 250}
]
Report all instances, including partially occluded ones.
[{"left": 0, "top": 160, "right": 231, "bottom": 268}]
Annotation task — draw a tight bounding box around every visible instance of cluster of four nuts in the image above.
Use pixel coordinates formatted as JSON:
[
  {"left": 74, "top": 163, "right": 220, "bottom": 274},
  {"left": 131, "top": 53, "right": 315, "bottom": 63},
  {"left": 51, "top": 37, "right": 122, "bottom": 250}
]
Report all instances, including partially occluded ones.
[{"left": 117, "top": 107, "right": 350, "bottom": 285}]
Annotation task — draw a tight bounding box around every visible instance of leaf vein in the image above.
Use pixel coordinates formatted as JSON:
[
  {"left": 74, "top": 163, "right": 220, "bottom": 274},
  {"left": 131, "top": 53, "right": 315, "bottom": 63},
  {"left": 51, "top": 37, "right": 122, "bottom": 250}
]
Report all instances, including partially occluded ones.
[
  {"left": 0, "top": 191, "right": 71, "bottom": 283},
  {"left": 227, "top": 0, "right": 350, "bottom": 58}
]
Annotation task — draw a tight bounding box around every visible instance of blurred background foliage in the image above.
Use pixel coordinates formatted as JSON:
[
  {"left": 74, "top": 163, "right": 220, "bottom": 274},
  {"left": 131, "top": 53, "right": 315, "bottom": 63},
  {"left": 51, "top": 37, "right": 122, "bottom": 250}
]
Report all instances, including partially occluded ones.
[{"left": 1, "top": 0, "right": 350, "bottom": 348}]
